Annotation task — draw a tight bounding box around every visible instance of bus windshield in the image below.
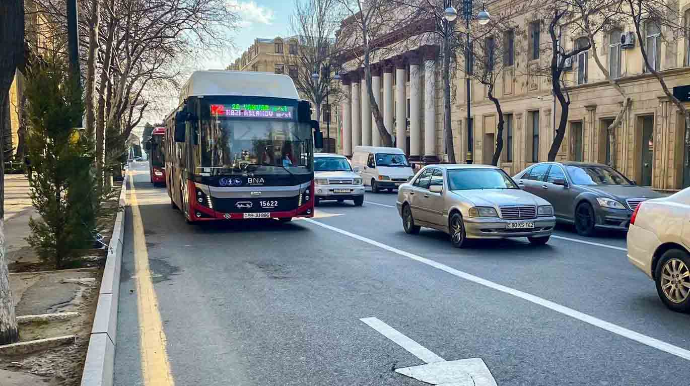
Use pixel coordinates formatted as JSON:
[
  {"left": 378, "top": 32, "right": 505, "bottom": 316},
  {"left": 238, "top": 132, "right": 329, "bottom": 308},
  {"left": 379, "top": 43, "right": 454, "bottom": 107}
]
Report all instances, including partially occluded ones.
[
  {"left": 200, "top": 117, "right": 312, "bottom": 175},
  {"left": 149, "top": 135, "right": 165, "bottom": 167}
]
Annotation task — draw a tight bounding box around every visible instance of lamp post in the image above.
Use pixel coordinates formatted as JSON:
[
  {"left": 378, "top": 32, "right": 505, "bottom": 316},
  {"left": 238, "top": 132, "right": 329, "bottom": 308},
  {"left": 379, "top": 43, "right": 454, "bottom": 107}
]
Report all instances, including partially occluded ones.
[
  {"left": 312, "top": 64, "right": 340, "bottom": 153},
  {"left": 451, "top": 0, "right": 489, "bottom": 164}
]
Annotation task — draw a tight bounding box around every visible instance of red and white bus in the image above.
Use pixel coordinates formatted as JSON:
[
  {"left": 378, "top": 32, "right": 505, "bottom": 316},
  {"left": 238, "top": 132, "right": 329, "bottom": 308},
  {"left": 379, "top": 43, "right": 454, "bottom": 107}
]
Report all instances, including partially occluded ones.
[
  {"left": 145, "top": 127, "right": 166, "bottom": 186},
  {"left": 164, "top": 71, "right": 323, "bottom": 223}
]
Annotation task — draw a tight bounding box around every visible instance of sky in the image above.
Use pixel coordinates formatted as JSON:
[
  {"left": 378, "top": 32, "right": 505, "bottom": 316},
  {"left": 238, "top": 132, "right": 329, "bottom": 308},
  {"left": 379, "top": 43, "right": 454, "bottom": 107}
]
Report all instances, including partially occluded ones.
[{"left": 133, "top": 0, "right": 294, "bottom": 139}]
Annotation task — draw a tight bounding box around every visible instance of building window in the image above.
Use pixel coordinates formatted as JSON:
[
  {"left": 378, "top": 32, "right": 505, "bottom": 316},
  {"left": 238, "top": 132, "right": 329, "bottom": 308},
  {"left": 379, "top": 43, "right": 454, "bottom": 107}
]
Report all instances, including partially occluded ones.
[
  {"left": 529, "top": 21, "right": 541, "bottom": 60},
  {"left": 504, "top": 30, "right": 515, "bottom": 66},
  {"left": 571, "top": 121, "right": 583, "bottom": 161},
  {"left": 504, "top": 114, "right": 513, "bottom": 162},
  {"left": 531, "top": 111, "right": 540, "bottom": 162},
  {"left": 289, "top": 43, "right": 297, "bottom": 55},
  {"left": 575, "top": 37, "right": 588, "bottom": 85},
  {"left": 609, "top": 29, "right": 622, "bottom": 78},
  {"left": 275, "top": 42, "right": 284, "bottom": 54},
  {"left": 274, "top": 64, "right": 284, "bottom": 74},
  {"left": 485, "top": 36, "right": 495, "bottom": 72},
  {"left": 288, "top": 65, "right": 298, "bottom": 79},
  {"left": 645, "top": 20, "right": 661, "bottom": 71},
  {"left": 684, "top": 10, "right": 690, "bottom": 66}
]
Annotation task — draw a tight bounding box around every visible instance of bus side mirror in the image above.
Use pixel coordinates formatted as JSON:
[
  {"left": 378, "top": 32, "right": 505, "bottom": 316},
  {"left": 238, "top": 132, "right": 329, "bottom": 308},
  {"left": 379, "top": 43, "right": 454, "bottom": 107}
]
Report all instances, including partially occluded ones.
[
  {"left": 174, "top": 111, "right": 186, "bottom": 142},
  {"left": 144, "top": 142, "right": 151, "bottom": 151}
]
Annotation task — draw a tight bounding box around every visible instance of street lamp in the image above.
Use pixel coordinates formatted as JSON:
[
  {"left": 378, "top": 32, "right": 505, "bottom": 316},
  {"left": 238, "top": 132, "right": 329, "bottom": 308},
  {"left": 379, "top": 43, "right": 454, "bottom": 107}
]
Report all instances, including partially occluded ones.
[
  {"left": 457, "top": 0, "right": 490, "bottom": 163},
  {"left": 312, "top": 65, "right": 340, "bottom": 152}
]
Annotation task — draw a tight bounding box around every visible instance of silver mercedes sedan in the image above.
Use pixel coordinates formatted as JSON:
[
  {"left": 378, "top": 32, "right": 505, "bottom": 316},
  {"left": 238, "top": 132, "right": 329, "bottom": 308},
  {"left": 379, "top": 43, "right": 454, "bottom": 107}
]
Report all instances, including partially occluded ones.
[{"left": 396, "top": 164, "right": 557, "bottom": 248}]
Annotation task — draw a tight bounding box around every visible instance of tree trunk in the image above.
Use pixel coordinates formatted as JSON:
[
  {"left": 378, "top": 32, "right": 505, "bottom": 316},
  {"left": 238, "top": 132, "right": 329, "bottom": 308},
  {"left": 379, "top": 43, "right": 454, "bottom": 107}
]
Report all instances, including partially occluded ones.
[
  {"left": 363, "top": 44, "right": 392, "bottom": 146},
  {"left": 85, "top": 0, "right": 100, "bottom": 138},
  {"left": 488, "top": 84, "right": 504, "bottom": 166},
  {"left": 547, "top": 11, "right": 571, "bottom": 162},
  {"left": 442, "top": 28, "right": 456, "bottom": 163},
  {"left": 0, "top": 0, "right": 23, "bottom": 345},
  {"left": 96, "top": 7, "right": 115, "bottom": 185}
]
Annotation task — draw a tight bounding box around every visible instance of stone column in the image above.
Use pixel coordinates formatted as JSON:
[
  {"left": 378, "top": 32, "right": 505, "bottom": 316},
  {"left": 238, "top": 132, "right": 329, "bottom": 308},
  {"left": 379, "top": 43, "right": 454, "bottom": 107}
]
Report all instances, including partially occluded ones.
[
  {"left": 395, "top": 57, "right": 407, "bottom": 153},
  {"left": 371, "top": 66, "right": 382, "bottom": 147},
  {"left": 585, "top": 104, "right": 597, "bottom": 162},
  {"left": 409, "top": 52, "right": 422, "bottom": 161},
  {"left": 423, "top": 48, "right": 438, "bottom": 163},
  {"left": 383, "top": 62, "right": 394, "bottom": 147},
  {"left": 341, "top": 75, "right": 352, "bottom": 157},
  {"left": 361, "top": 72, "right": 371, "bottom": 146},
  {"left": 351, "top": 73, "right": 361, "bottom": 149}
]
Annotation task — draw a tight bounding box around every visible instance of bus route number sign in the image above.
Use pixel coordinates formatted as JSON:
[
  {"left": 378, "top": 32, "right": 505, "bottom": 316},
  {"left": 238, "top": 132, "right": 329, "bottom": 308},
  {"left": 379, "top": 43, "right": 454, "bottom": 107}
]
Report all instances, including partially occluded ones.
[{"left": 210, "top": 104, "right": 293, "bottom": 119}]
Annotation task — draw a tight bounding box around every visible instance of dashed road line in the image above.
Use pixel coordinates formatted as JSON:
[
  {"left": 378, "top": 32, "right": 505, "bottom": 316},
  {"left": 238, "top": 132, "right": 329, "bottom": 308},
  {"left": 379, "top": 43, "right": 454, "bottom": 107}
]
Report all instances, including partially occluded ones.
[
  {"left": 365, "top": 201, "right": 396, "bottom": 208},
  {"left": 305, "top": 218, "right": 690, "bottom": 362}
]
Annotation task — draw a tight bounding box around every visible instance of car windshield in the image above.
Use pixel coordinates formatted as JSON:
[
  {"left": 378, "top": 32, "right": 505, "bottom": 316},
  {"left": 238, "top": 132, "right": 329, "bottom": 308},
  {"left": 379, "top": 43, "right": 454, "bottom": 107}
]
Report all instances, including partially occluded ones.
[
  {"left": 448, "top": 169, "right": 519, "bottom": 190},
  {"left": 376, "top": 153, "right": 409, "bottom": 167},
  {"left": 315, "top": 157, "right": 352, "bottom": 172},
  {"left": 566, "top": 165, "right": 631, "bottom": 185}
]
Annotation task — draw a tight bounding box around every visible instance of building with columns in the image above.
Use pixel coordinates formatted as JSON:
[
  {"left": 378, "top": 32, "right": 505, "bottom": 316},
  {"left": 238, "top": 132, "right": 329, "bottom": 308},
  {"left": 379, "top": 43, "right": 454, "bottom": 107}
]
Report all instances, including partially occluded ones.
[{"left": 336, "top": 1, "right": 690, "bottom": 191}]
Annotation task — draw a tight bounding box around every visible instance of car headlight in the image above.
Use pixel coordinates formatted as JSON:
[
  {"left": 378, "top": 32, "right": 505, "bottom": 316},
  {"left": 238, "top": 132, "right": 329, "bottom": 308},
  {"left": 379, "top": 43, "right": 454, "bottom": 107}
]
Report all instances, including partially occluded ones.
[
  {"left": 468, "top": 206, "right": 498, "bottom": 218},
  {"left": 537, "top": 205, "right": 554, "bottom": 216},
  {"left": 315, "top": 178, "right": 329, "bottom": 185},
  {"left": 353, "top": 178, "right": 363, "bottom": 185},
  {"left": 378, "top": 175, "right": 390, "bottom": 181},
  {"left": 596, "top": 197, "right": 626, "bottom": 209}
]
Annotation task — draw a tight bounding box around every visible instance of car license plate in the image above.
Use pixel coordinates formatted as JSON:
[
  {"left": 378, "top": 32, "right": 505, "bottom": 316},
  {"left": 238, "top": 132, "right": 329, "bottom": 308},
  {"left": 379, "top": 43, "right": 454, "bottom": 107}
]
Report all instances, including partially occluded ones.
[
  {"left": 333, "top": 189, "right": 351, "bottom": 193},
  {"left": 243, "top": 212, "right": 270, "bottom": 219},
  {"left": 507, "top": 222, "right": 535, "bottom": 229}
]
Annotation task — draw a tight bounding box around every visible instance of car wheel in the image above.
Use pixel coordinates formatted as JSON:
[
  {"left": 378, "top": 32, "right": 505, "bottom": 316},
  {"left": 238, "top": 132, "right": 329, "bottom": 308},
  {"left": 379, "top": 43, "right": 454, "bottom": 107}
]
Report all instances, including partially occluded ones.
[
  {"left": 314, "top": 197, "right": 320, "bottom": 206},
  {"left": 449, "top": 212, "right": 467, "bottom": 248},
  {"left": 528, "top": 236, "right": 550, "bottom": 245},
  {"left": 371, "top": 180, "right": 379, "bottom": 193},
  {"left": 402, "top": 204, "right": 420, "bottom": 234},
  {"left": 654, "top": 249, "right": 690, "bottom": 313},
  {"left": 574, "top": 203, "right": 596, "bottom": 236},
  {"left": 353, "top": 196, "right": 364, "bottom": 206}
]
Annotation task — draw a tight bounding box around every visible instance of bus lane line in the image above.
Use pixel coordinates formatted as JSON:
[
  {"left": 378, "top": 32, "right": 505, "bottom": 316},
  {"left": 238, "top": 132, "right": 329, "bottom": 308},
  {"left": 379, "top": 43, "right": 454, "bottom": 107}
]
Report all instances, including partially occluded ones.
[
  {"left": 304, "top": 218, "right": 690, "bottom": 362},
  {"left": 129, "top": 174, "right": 176, "bottom": 386}
]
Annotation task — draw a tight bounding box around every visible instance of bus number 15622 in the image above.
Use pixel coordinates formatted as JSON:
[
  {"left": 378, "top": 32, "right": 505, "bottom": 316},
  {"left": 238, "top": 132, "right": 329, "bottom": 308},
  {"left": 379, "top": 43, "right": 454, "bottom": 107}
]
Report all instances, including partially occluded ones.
[{"left": 260, "top": 200, "right": 278, "bottom": 208}]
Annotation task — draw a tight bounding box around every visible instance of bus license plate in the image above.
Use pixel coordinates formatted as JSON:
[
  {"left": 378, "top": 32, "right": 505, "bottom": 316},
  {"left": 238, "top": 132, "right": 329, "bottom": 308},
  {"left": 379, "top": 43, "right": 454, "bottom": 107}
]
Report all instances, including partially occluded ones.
[
  {"left": 333, "top": 189, "right": 350, "bottom": 193},
  {"left": 507, "top": 222, "right": 534, "bottom": 229},
  {"left": 243, "top": 213, "right": 270, "bottom": 219}
]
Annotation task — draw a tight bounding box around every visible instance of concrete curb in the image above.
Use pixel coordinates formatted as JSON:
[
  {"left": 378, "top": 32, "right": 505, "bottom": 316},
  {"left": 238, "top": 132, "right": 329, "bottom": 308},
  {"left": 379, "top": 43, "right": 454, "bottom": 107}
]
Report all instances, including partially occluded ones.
[{"left": 81, "top": 178, "right": 128, "bottom": 386}]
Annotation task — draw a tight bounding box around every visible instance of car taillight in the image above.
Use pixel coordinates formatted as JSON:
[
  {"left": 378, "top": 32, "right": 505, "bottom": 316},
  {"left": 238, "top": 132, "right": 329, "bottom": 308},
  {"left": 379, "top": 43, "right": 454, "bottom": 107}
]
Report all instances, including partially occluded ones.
[{"left": 630, "top": 203, "right": 642, "bottom": 225}]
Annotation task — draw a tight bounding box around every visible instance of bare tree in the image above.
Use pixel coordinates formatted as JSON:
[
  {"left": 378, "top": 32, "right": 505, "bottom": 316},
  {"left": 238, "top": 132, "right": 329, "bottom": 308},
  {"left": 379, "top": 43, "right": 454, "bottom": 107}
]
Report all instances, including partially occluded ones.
[
  {"left": 624, "top": 0, "right": 690, "bottom": 145},
  {"left": 287, "top": 0, "right": 343, "bottom": 127},
  {"left": 0, "top": 0, "right": 24, "bottom": 346}
]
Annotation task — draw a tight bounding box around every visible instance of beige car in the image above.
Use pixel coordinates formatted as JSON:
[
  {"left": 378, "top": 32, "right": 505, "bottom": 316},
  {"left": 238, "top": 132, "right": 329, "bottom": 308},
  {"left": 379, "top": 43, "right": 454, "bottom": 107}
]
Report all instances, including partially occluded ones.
[
  {"left": 627, "top": 188, "right": 690, "bottom": 313},
  {"left": 397, "top": 165, "right": 556, "bottom": 248}
]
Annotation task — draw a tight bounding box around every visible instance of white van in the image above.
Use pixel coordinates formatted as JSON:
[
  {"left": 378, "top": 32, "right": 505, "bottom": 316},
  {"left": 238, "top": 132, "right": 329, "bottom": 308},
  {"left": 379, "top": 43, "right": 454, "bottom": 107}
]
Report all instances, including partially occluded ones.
[{"left": 351, "top": 146, "right": 415, "bottom": 193}]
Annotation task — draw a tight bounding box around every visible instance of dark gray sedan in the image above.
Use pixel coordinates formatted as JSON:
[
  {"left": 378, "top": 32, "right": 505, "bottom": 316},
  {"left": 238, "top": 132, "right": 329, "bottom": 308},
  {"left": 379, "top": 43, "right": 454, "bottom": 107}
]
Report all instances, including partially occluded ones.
[{"left": 513, "top": 162, "right": 663, "bottom": 236}]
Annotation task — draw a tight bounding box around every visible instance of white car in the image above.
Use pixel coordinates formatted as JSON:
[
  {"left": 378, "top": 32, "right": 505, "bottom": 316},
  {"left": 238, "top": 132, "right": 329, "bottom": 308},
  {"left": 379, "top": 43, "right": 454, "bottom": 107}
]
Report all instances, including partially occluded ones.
[
  {"left": 627, "top": 188, "right": 690, "bottom": 313},
  {"left": 314, "top": 153, "right": 365, "bottom": 206},
  {"left": 351, "top": 146, "right": 415, "bottom": 193}
]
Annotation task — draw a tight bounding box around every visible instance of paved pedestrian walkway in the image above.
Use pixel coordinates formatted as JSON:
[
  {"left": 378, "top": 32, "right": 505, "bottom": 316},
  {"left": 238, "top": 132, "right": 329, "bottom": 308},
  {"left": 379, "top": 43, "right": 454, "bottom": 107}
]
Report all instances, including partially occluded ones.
[{"left": 5, "top": 174, "right": 39, "bottom": 267}]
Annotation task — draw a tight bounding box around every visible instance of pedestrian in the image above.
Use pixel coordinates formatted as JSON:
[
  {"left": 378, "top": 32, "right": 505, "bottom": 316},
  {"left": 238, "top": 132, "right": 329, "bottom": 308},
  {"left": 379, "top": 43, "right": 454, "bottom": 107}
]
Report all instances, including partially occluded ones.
[{"left": 24, "top": 155, "right": 32, "bottom": 181}]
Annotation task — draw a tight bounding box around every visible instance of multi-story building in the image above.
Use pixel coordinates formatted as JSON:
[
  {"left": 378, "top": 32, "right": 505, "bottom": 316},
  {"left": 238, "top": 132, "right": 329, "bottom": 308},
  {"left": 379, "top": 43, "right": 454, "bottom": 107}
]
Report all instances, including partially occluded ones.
[
  {"left": 336, "top": 1, "right": 690, "bottom": 191},
  {"left": 228, "top": 37, "right": 341, "bottom": 151}
]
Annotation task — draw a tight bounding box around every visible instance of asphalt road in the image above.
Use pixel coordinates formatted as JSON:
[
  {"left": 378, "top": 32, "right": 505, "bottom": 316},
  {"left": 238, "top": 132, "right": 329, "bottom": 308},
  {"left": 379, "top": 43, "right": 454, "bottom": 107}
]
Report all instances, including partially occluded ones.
[{"left": 114, "top": 161, "right": 690, "bottom": 386}]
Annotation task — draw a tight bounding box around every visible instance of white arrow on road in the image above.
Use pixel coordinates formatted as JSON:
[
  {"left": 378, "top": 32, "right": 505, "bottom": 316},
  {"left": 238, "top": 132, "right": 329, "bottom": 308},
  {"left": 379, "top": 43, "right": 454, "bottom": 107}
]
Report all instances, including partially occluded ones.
[{"left": 361, "top": 317, "right": 497, "bottom": 386}]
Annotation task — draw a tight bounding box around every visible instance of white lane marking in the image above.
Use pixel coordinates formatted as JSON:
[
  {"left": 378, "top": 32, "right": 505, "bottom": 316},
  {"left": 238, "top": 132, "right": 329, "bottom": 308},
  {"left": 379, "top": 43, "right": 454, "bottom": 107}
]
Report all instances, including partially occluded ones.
[
  {"left": 361, "top": 317, "right": 496, "bottom": 386},
  {"left": 360, "top": 317, "right": 445, "bottom": 364},
  {"left": 365, "top": 201, "right": 396, "bottom": 208},
  {"left": 551, "top": 235, "right": 627, "bottom": 251},
  {"left": 305, "top": 219, "right": 690, "bottom": 362}
]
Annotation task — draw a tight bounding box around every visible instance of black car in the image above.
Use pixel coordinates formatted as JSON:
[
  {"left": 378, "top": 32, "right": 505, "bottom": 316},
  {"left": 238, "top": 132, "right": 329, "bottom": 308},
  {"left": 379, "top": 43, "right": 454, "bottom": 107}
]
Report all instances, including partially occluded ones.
[{"left": 513, "top": 162, "right": 663, "bottom": 236}]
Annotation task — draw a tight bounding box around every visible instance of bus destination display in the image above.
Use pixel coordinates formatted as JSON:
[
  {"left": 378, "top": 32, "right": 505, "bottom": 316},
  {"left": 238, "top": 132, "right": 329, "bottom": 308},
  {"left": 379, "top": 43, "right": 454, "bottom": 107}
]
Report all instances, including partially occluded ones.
[{"left": 210, "top": 104, "right": 293, "bottom": 119}]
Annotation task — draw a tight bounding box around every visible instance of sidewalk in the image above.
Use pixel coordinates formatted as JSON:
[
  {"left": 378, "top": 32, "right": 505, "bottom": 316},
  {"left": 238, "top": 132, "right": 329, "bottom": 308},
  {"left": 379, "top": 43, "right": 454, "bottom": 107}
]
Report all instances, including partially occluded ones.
[{"left": 5, "top": 174, "right": 40, "bottom": 268}]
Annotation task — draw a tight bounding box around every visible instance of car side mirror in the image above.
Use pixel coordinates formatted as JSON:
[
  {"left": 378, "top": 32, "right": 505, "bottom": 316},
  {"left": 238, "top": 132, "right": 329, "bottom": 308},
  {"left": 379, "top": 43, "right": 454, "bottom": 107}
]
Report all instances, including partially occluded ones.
[
  {"left": 429, "top": 185, "right": 443, "bottom": 194},
  {"left": 552, "top": 178, "right": 568, "bottom": 187}
]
